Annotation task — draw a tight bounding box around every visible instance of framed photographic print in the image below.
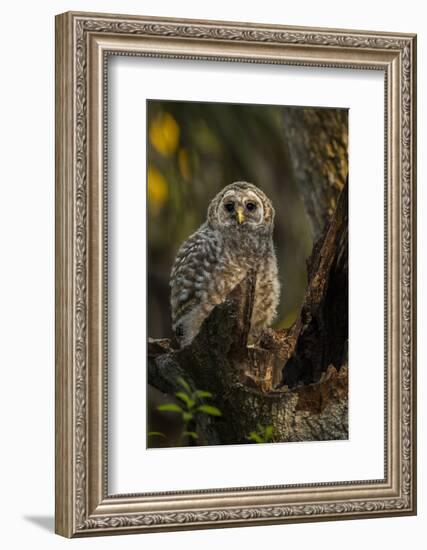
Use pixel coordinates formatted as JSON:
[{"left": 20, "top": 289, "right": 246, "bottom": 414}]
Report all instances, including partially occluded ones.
[{"left": 55, "top": 11, "right": 417, "bottom": 537}]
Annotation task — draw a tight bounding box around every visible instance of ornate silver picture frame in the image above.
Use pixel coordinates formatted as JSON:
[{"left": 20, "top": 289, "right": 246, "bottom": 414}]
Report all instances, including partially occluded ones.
[{"left": 55, "top": 11, "right": 417, "bottom": 537}]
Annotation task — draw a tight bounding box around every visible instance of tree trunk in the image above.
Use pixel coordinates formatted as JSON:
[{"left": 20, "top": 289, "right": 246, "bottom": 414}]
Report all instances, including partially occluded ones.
[
  {"left": 283, "top": 107, "right": 348, "bottom": 241},
  {"left": 148, "top": 107, "right": 349, "bottom": 445}
]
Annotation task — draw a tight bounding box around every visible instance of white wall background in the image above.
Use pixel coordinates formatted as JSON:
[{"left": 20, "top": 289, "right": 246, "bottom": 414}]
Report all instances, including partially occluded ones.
[{"left": 0, "top": 0, "right": 424, "bottom": 548}]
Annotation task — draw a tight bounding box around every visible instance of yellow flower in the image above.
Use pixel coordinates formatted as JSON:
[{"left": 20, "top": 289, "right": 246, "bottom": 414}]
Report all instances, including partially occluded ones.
[
  {"left": 147, "top": 166, "right": 168, "bottom": 215},
  {"left": 178, "top": 148, "right": 191, "bottom": 180},
  {"left": 149, "top": 112, "right": 180, "bottom": 156}
]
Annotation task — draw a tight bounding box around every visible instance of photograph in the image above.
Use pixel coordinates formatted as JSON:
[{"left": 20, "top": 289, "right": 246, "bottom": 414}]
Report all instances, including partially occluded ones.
[{"left": 146, "top": 99, "right": 349, "bottom": 448}]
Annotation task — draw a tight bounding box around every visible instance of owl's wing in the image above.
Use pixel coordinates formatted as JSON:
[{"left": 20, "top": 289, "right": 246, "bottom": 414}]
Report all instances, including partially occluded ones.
[{"left": 170, "top": 223, "right": 219, "bottom": 325}]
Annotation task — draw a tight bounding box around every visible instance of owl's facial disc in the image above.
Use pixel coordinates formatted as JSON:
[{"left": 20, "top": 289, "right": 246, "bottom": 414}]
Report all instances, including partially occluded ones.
[{"left": 219, "top": 190, "right": 264, "bottom": 229}]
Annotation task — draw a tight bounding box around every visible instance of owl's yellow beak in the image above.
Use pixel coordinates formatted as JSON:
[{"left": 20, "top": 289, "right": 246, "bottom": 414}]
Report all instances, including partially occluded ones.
[{"left": 236, "top": 206, "right": 245, "bottom": 225}]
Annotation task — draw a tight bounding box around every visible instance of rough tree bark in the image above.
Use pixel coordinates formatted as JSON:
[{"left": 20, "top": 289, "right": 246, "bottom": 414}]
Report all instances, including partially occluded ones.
[
  {"left": 283, "top": 107, "right": 348, "bottom": 241},
  {"left": 148, "top": 107, "right": 349, "bottom": 445}
]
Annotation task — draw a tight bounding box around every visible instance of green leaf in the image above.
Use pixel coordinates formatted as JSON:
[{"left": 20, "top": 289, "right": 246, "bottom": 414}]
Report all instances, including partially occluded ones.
[
  {"left": 193, "top": 390, "right": 213, "bottom": 399},
  {"left": 197, "top": 405, "right": 222, "bottom": 417},
  {"left": 248, "top": 432, "right": 263, "bottom": 444},
  {"left": 148, "top": 431, "right": 166, "bottom": 439},
  {"left": 157, "top": 403, "right": 182, "bottom": 413},
  {"left": 177, "top": 377, "right": 192, "bottom": 394},
  {"left": 183, "top": 431, "right": 198, "bottom": 440},
  {"left": 264, "top": 426, "right": 273, "bottom": 441},
  {"left": 175, "top": 391, "right": 195, "bottom": 409},
  {"left": 182, "top": 411, "right": 193, "bottom": 423}
]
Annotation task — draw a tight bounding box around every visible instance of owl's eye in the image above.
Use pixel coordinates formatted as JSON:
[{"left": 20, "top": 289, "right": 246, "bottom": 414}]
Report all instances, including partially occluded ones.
[
  {"left": 224, "top": 202, "right": 235, "bottom": 212},
  {"left": 246, "top": 202, "right": 257, "bottom": 212}
]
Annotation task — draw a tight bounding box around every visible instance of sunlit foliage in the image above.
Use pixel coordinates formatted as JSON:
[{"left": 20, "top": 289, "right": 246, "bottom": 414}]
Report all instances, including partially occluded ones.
[
  {"left": 147, "top": 165, "right": 168, "bottom": 215},
  {"left": 148, "top": 377, "right": 222, "bottom": 447},
  {"left": 149, "top": 112, "right": 180, "bottom": 156}
]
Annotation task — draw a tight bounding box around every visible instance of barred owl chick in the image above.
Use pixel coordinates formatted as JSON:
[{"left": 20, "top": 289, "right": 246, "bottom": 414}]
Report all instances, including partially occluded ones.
[{"left": 170, "top": 181, "right": 280, "bottom": 348}]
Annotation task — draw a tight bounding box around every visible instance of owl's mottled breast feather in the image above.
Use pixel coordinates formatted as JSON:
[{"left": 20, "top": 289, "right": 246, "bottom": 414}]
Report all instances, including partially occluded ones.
[{"left": 170, "top": 223, "right": 220, "bottom": 322}]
